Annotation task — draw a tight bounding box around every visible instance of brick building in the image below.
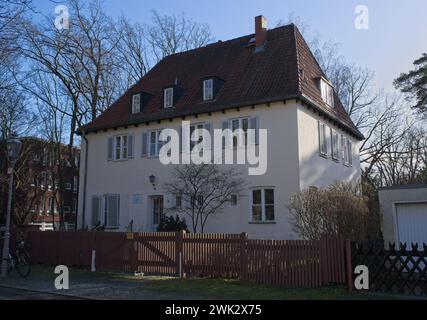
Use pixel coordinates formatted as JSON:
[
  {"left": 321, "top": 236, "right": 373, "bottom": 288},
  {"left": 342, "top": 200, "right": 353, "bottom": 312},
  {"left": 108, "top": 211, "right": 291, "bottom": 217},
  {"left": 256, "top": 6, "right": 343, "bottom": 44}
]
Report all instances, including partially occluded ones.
[{"left": 0, "top": 137, "right": 80, "bottom": 230}]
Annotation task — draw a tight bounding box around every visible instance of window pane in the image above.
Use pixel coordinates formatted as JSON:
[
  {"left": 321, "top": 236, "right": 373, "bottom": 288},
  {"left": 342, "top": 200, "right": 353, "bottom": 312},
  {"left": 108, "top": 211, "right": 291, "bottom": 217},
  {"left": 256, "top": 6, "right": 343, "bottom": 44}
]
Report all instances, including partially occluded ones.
[
  {"left": 252, "top": 190, "right": 261, "bottom": 204},
  {"left": 115, "top": 137, "right": 121, "bottom": 159},
  {"left": 252, "top": 206, "right": 262, "bottom": 221},
  {"left": 265, "top": 205, "right": 275, "bottom": 221},
  {"left": 122, "top": 136, "right": 128, "bottom": 159},
  {"left": 265, "top": 189, "right": 274, "bottom": 204}
]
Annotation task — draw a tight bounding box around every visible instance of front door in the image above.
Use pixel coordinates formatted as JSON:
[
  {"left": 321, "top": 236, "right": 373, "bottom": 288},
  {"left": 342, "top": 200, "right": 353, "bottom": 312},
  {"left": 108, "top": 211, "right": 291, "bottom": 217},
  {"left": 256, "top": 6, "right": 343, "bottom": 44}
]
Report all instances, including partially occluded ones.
[{"left": 151, "top": 196, "right": 164, "bottom": 230}]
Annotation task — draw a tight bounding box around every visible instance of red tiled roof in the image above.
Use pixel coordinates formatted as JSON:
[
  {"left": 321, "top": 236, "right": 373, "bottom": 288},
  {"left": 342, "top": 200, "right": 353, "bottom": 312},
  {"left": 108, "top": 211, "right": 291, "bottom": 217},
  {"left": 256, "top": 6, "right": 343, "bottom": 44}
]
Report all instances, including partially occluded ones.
[{"left": 77, "top": 24, "right": 363, "bottom": 140}]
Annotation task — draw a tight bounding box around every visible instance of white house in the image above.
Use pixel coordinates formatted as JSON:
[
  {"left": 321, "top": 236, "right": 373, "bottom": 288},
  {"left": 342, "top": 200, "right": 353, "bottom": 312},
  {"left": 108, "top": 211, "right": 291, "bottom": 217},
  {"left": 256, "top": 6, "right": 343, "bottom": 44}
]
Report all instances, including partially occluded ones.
[{"left": 77, "top": 16, "right": 363, "bottom": 239}]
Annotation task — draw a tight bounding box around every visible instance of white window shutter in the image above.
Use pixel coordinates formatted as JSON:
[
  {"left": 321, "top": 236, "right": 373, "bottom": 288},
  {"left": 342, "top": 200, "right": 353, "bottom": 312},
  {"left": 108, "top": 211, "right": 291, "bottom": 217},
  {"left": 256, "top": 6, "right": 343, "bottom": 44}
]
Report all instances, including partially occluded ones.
[
  {"left": 127, "top": 135, "right": 134, "bottom": 158},
  {"left": 91, "top": 197, "right": 100, "bottom": 227},
  {"left": 141, "top": 132, "right": 148, "bottom": 157},
  {"left": 249, "top": 117, "right": 259, "bottom": 145},
  {"left": 107, "top": 137, "right": 113, "bottom": 161}
]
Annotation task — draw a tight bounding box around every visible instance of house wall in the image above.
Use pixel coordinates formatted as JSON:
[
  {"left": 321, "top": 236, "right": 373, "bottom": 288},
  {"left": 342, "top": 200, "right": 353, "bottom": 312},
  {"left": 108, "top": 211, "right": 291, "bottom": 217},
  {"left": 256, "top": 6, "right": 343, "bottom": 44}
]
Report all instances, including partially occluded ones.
[
  {"left": 379, "top": 186, "right": 427, "bottom": 244},
  {"left": 78, "top": 100, "right": 360, "bottom": 239},
  {"left": 297, "top": 105, "right": 361, "bottom": 189}
]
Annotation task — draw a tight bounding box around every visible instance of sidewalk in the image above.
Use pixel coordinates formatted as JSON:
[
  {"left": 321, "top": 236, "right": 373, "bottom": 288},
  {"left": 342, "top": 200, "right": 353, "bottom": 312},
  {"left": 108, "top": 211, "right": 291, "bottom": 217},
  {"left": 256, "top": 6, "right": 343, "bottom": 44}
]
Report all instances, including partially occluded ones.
[{"left": 0, "top": 265, "right": 203, "bottom": 300}]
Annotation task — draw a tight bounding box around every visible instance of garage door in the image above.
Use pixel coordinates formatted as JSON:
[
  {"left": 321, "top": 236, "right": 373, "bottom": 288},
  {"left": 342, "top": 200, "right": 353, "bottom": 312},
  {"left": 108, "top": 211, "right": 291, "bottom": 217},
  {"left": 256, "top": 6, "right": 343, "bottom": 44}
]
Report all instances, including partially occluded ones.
[{"left": 396, "top": 202, "right": 427, "bottom": 247}]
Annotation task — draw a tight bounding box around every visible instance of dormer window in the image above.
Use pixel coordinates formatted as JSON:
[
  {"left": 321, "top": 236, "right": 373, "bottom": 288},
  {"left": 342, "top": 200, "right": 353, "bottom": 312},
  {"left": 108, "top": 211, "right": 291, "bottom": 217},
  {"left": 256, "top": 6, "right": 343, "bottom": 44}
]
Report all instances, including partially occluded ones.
[
  {"left": 164, "top": 87, "right": 174, "bottom": 108},
  {"left": 320, "top": 78, "right": 334, "bottom": 107},
  {"left": 203, "top": 79, "right": 214, "bottom": 101},
  {"left": 132, "top": 94, "right": 141, "bottom": 114}
]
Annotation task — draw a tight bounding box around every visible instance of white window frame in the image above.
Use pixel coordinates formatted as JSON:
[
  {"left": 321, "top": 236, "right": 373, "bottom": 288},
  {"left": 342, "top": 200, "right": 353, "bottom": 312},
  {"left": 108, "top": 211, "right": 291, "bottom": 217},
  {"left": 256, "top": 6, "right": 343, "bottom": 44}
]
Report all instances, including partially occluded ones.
[
  {"left": 63, "top": 206, "right": 71, "bottom": 214},
  {"left": 229, "top": 117, "right": 250, "bottom": 147},
  {"left": 113, "top": 135, "right": 128, "bottom": 161},
  {"left": 331, "top": 130, "right": 339, "bottom": 161},
  {"left": 65, "top": 183, "right": 72, "bottom": 190},
  {"left": 190, "top": 122, "right": 207, "bottom": 151},
  {"left": 320, "top": 79, "right": 334, "bottom": 107},
  {"left": 132, "top": 94, "right": 141, "bottom": 114},
  {"left": 318, "top": 122, "right": 328, "bottom": 157},
  {"left": 249, "top": 187, "right": 275, "bottom": 223},
  {"left": 203, "top": 79, "right": 214, "bottom": 101},
  {"left": 164, "top": 87, "right": 174, "bottom": 108},
  {"left": 148, "top": 129, "right": 164, "bottom": 157}
]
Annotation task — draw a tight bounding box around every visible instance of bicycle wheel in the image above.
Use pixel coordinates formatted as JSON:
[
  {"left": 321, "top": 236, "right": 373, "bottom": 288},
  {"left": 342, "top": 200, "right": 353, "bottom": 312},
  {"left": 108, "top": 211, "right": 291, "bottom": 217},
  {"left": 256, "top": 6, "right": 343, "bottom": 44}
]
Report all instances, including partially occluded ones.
[{"left": 16, "top": 251, "right": 31, "bottom": 278}]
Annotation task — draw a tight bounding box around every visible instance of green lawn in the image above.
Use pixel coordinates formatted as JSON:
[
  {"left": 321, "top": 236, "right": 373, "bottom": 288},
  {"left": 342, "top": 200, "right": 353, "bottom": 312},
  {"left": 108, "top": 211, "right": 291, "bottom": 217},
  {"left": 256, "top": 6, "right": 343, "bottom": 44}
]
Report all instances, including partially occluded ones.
[{"left": 132, "top": 277, "right": 389, "bottom": 300}]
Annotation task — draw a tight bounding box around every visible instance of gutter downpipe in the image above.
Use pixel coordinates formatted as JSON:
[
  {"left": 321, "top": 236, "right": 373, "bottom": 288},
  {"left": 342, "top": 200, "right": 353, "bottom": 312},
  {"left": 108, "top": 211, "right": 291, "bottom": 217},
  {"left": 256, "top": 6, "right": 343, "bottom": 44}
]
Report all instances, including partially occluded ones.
[{"left": 81, "top": 131, "right": 89, "bottom": 230}]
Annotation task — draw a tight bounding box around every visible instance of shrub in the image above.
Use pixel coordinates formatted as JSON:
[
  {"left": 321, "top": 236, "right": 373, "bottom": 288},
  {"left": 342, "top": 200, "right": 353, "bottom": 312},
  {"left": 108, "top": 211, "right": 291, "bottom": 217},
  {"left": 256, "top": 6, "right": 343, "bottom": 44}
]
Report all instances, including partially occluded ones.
[
  {"left": 288, "top": 181, "right": 381, "bottom": 241},
  {"left": 157, "top": 215, "right": 188, "bottom": 232}
]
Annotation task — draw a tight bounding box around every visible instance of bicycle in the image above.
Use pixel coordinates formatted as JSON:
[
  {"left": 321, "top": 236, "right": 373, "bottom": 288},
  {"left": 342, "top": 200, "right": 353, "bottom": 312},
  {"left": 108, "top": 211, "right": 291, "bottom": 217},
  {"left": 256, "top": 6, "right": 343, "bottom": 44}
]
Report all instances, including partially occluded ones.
[{"left": 1, "top": 236, "right": 31, "bottom": 278}]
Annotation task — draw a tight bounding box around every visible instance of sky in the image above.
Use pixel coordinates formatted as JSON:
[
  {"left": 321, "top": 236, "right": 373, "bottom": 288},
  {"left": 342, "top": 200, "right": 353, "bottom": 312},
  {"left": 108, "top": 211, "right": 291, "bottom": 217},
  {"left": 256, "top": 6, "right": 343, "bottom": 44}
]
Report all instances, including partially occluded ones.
[{"left": 34, "top": 0, "right": 427, "bottom": 93}]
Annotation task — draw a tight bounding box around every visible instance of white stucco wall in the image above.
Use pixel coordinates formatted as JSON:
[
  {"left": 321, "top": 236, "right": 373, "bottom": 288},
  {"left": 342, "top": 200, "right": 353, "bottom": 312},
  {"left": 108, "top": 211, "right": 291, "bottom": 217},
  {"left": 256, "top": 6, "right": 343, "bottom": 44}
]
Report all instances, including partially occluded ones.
[
  {"left": 78, "top": 100, "right": 361, "bottom": 239},
  {"left": 297, "top": 104, "right": 361, "bottom": 189}
]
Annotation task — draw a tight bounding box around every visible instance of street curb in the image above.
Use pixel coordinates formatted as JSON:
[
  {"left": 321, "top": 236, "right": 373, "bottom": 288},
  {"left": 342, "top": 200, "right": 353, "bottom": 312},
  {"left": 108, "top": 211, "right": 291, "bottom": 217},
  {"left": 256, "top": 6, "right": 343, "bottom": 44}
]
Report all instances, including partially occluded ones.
[{"left": 0, "top": 284, "right": 102, "bottom": 300}]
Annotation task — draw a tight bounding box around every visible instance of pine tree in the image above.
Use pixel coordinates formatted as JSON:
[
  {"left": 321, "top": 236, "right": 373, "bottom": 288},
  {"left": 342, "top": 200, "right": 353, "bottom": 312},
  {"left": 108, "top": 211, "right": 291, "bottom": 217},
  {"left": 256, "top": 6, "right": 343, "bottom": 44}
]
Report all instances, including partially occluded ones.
[{"left": 394, "top": 53, "right": 427, "bottom": 116}]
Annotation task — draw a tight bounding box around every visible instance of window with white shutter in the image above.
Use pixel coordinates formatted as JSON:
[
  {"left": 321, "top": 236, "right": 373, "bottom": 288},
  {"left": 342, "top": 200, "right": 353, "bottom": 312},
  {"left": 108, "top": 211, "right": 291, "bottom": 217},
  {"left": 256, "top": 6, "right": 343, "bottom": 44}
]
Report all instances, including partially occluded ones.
[
  {"left": 331, "top": 130, "right": 339, "bottom": 161},
  {"left": 228, "top": 117, "right": 258, "bottom": 147},
  {"left": 110, "top": 135, "right": 133, "bottom": 161},
  {"left": 318, "top": 122, "right": 328, "bottom": 156}
]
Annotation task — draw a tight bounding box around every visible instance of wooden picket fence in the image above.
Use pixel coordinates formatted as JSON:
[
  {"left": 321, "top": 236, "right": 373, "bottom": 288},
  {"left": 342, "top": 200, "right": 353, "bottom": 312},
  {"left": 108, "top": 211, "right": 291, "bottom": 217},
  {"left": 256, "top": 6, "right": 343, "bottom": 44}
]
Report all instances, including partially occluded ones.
[{"left": 23, "top": 230, "right": 350, "bottom": 288}]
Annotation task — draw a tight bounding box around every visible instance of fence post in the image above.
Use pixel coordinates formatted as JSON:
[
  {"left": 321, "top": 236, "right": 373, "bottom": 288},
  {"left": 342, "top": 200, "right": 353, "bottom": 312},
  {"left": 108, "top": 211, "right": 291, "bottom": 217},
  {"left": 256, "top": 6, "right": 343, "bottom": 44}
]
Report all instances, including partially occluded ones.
[
  {"left": 240, "top": 232, "right": 248, "bottom": 281},
  {"left": 345, "top": 239, "right": 353, "bottom": 292},
  {"left": 176, "top": 230, "right": 185, "bottom": 278}
]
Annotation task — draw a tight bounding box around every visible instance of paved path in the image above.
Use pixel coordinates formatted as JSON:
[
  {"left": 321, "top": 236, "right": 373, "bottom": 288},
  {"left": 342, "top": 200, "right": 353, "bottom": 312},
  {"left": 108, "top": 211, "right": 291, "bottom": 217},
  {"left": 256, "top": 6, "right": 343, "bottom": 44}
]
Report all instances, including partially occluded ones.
[
  {"left": 0, "top": 285, "right": 84, "bottom": 300},
  {"left": 0, "top": 266, "right": 202, "bottom": 300}
]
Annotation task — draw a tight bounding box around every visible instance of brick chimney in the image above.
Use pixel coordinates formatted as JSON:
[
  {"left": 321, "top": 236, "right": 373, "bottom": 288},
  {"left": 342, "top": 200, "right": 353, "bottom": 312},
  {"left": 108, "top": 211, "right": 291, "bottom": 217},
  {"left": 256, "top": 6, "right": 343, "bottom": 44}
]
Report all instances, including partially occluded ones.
[{"left": 255, "top": 15, "right": 267, "bottom": 50}]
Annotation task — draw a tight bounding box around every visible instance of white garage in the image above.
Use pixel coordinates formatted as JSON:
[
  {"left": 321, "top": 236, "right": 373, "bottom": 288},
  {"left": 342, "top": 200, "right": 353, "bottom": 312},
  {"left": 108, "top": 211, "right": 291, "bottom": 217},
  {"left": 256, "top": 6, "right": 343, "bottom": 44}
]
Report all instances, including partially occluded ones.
[
  {"left": 379, "top": 184, "right": 427, "bottom": 246},
  {"left": 395, "top": 202, "right": 427, "bottom": 247}
]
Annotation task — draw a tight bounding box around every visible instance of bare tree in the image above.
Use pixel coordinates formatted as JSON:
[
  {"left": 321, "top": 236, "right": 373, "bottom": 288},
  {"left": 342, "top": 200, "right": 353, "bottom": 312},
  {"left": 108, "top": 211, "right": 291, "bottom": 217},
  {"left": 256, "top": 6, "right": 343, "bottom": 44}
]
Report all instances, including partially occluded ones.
[
  {"left": 146, "top": 10, "right": 214, "bottom": 64},
  {"left": 114, "top": 16, "right": 150, "bottom": 90},
  {"left": 164, "top": 164, "right": 245, "bottom": 233}
]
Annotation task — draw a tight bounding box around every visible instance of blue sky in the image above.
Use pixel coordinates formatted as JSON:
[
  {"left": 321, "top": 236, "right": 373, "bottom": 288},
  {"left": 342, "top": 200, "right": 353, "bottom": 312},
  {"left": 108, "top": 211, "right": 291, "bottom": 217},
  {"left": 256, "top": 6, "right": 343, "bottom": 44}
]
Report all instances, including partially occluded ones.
[{"left": 34, "top": 0, "right": 427, "bottom": 92}]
